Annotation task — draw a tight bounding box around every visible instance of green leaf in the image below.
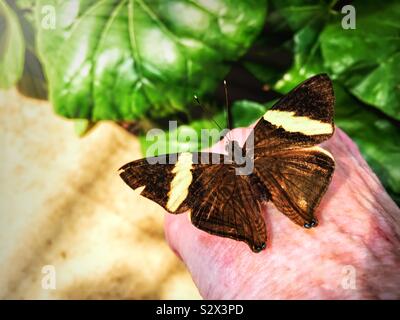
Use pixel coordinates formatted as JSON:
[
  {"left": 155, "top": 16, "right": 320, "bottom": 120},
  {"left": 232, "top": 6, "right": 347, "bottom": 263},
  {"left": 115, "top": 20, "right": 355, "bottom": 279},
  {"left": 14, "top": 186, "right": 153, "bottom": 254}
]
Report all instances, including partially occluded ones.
[
  {"left": 12, "top": 0, "right": 48, "bottom": 99},
  {"left": 270, "top": 0, "right": 332, "bottom": 32},
  {"left": 320, "top": 1, "right": 400, "bottom": 120},
  {"left": 231, "top": 100, "right": 266, "bottom": 127},
  {"left": 273, "top": 1, "right": 333, "bottom": 93},
  {"left": 139, "top": 99, "right": 268, "bottom": 156},
  {"left": 243, "top": 60, "right": 284, "bottom": 86},
  {"left": 0, "top": 0, "right": 25, "bottom": 88},
  {"left": 334, "top": 84, "right": 400, "bottom": 199},
  {"left": 74, "top": 119, "right": 96, "bottom": 137},
  {"left": 273, "top": 24, "right": 326, "bottom": 92},
  {"left": 241, "top": 7, "right": 294, "bottom": 87},
  {"left": 14, "top": 0, "right": 37, "bottom": 42},
  {"left": 36, "top": 0, "right": 267, "bottom": 121},
  {"left": 139, "top": 113, "right": 225, "bottom": 156}
]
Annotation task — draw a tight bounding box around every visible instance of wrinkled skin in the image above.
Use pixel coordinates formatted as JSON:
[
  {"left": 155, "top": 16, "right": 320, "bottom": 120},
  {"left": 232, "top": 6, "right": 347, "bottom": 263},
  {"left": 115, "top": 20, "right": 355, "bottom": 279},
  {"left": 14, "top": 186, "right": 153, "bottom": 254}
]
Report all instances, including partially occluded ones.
[{"left": 165, "top": 128, "right": 400, "bottom": 299}]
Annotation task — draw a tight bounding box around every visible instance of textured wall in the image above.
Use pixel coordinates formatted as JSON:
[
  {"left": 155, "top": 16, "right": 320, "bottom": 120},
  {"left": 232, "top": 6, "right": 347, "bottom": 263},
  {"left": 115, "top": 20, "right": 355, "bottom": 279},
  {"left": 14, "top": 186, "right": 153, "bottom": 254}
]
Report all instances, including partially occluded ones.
[{"left": 0, "top": 89, "right": 200, "bottom": 299}]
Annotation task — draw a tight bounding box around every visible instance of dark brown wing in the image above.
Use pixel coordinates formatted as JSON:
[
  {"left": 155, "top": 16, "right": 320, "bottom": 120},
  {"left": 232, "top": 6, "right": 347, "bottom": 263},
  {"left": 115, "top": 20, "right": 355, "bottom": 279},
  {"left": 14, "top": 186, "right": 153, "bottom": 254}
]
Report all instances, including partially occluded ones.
[
  {"left": 248, "top": 74, "right": 335, "bottom": 153},
  {"left": 119, "top": 154, "right": 178, "bottom": 212},
  {"left": 189, "top": 166, "right": 267, "bottom": 252},
  {"left": 119, "top": 153, "right": 222, "bottom": 214},
  {"left": 241, "top": 74, "right": 335, "bottom": 227},
  {"left": 254, "top": 147, "right": 335, "bottom": 227},
  {"left": 119, "top": 152, "right": 267, "bottom": 252}
]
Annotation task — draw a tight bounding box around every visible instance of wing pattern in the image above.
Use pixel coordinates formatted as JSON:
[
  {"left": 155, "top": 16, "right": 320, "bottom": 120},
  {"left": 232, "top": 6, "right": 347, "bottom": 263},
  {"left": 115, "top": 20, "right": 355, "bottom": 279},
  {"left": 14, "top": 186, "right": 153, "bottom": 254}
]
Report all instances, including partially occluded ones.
[
  {"left": 119, "top": 74, "right": 336, "bottom": 252},
  {"left": 120, "top": 153, "right": 267, "bottom": 252},
  {"left": 254, "top": 147, "right": 334, "bottom": 226}
]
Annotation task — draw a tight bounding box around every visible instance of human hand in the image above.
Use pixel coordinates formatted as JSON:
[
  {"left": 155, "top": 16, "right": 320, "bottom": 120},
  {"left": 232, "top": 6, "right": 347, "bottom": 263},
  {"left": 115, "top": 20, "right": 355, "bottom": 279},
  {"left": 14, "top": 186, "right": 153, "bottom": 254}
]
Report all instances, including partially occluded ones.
[{"left": 165, "top": 127, "right": 400, "bottom": 299}]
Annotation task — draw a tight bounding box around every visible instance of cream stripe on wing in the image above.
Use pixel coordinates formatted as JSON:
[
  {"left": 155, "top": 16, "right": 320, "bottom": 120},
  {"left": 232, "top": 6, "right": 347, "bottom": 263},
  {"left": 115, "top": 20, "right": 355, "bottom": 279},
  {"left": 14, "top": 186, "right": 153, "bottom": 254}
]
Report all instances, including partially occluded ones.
[
  {"left": 305, "top": 146, "right": 334, "bottom": 160},
  {"left": 263, "top": 110, "right": 333, "bottom": 135},
  {"left": 166, "top": 152, "right": 193, "bottom": 212}
]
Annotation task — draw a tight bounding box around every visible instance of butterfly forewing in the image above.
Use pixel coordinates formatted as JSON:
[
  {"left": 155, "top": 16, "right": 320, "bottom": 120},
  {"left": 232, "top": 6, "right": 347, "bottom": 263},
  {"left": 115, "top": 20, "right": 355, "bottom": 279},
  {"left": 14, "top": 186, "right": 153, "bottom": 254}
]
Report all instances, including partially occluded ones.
[
  {"left": 119, "top": 154, "right": 187, "bottom": 213},
  {"left": 250, "top": 74, "right": 335, "bottom": 153}
]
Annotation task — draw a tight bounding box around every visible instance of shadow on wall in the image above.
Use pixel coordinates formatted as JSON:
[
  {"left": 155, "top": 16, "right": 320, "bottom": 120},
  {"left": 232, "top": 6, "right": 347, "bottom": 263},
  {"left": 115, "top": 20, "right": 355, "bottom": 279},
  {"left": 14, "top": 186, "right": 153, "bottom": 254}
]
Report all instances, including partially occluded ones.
[{"left": 0, "top": 89, "right": 200, "bottom": 299}]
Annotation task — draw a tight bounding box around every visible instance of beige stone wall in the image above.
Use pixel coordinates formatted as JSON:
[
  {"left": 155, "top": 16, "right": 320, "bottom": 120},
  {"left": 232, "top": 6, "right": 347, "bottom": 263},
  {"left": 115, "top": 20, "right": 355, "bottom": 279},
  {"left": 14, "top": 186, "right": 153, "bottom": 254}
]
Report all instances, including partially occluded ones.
[{"left": 0, "top": 89, "right": 201, "bottom": 299}]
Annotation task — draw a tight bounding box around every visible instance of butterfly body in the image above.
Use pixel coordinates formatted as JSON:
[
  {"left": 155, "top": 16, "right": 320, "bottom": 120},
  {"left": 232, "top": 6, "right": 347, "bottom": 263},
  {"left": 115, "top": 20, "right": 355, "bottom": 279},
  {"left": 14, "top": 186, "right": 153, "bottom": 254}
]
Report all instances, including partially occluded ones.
[{"left": 119, "top": 74, "right": 335, "bottom": 253}]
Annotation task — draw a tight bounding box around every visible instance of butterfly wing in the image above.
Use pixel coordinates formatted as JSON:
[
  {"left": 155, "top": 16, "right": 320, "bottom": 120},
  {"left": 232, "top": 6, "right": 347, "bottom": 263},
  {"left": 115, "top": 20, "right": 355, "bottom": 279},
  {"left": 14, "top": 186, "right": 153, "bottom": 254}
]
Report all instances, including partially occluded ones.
[
  {"left": 120, "top": 154, "right": 184, "bottom": 213},
  {"left": 254, "top": 147, "right": 334, "bottom": 227},
  {"left": 246, "top": 74, "right": 335, "bottom": 227},
  {"left": 119, "top": 152, "right": 267, "bottom": 252},
  {"left": 250, "top": 73, "right": 334, "bottom": 153},
  {"left": 119, "top": 153, "right": 220, "bottom": 214},
  {"left": 189, "top": 167, "right": 267, "bottom": 252}
]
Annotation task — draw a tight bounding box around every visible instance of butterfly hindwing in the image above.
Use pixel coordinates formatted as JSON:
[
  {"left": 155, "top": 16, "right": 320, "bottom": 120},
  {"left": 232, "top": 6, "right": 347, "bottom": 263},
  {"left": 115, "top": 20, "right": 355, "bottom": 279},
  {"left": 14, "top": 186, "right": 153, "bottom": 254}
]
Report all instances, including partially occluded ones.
[
  {"left": 189, "top": 166, "right": 267, "bottom": 252},
  {"left": 119, "top": 152, "right": 267, "bottom": 252},
  {"left": 253, "top": 147, "right": 334, "bottom": 227}
]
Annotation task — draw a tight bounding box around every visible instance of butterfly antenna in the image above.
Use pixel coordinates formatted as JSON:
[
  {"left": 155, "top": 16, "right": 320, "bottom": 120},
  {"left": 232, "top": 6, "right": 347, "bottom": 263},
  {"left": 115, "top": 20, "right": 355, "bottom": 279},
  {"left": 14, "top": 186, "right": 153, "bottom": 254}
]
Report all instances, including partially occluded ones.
[
  {"left": 193, "top": 95, "right": 223, "bottom": 132},
  {"left": 224, "top": 80, "right": 233, "bottom": 143}
]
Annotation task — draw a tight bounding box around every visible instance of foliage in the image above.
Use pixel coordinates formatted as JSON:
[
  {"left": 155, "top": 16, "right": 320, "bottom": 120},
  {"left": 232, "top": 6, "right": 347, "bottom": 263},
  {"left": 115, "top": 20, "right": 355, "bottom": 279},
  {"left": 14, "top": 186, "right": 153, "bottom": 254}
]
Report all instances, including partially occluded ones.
[
  {"left": 35, "top": 0, "right": 266, "bottom": 120},
  {"left": 1, "top": 0, "right": 399, "bottom": 204},
  {"left": 0, "top": 0, "right": 25, "bottom": 88}
]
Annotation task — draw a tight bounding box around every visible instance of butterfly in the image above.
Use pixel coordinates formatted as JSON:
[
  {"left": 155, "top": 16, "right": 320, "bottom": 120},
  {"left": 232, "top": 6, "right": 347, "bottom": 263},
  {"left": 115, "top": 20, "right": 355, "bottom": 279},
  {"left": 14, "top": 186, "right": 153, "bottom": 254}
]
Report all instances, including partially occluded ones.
[{"left": 119, "top": 74, "right": 335, "bottom": 252}]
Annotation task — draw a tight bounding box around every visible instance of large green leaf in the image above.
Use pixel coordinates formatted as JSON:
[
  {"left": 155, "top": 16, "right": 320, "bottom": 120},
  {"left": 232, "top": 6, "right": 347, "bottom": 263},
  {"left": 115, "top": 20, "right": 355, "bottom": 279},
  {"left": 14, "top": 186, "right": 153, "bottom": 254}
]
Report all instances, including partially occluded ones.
[
  {"left": 272, "top": 0, "right": 400, "bottom": 124},
  {"left": 241, "top": 5, "right": 294, "bottom": 88},
  {"left": 36, "top": 0, "right": 267, "bottom": 121},
  {"left": 321, "top": 1, "right": 400, "bottom": 120},
  {"left": 272, "top": 0, "right": 334, "bottom": 92},
  {"left": 270, "top": 0, "right": 332, "bottom": 32},
  {"left": 274, "top": 17, "right": 327, "bottom": 93},
  {"left": 334, "top": 84, "right": 400, "bottom": 199},
  {"left": 0, "top": 0, "right": 25, "bottom": 88}
]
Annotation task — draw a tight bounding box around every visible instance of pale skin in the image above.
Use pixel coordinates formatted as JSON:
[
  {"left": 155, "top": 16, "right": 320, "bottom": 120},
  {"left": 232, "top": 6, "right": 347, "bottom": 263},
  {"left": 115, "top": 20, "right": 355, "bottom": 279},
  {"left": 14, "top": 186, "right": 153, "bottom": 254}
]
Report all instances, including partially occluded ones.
[{"left": 164, "top": 127, "right": 400, "bottom": 299}]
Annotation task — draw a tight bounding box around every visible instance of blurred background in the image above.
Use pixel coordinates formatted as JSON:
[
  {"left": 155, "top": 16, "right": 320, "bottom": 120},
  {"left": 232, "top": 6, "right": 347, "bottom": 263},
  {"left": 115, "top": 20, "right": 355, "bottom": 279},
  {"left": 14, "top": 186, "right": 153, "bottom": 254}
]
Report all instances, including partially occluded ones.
[{"left": 1, "top": 0, "right": 399, "bottom": 299}]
